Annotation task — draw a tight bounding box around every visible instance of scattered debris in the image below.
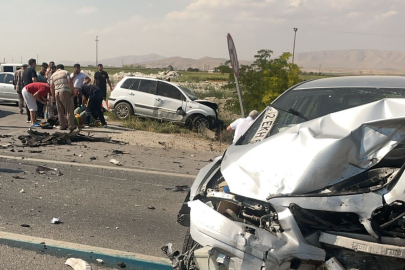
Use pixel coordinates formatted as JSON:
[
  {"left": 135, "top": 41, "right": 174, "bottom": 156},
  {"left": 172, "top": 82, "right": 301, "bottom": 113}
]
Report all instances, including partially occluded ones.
[
  {"left": 79, "top": 154, "right": 83, "bottom": 157},
  {"left": 28, "top": 150, "right": 42, "bottom": 153},
  {"left": 117, "top": 262, "right": 126, "bottom": 268},
  {"left": 148, "top": 206, "right": 156, "bottom": 210},
  {"left": 19, "top": 189, "right": 25, "bottom": 193},
  {"left": 110, "top": 159, "right": 122, "bottom": 166},
  {"left": 1, "top": 144, "right": 12, "bottom": 148},
  {"left": 51, "top": 218, "right": 61, "bottom": 224},
  {"left": 112, "top": 150, "right": 129, "bottom": 155},
  {"left": 12, "top": 176, "right": 25, "bottom": 179},
  {"left": 165, "top": 185, "right": 189, "bottom": 192},
  {"left": 18, "top": 129, "right": 123, "bottom": 147},
  {"left": 90, "top": 156, "right": 97, "bottom": 161},
  {"left": 65, "top": 258, "right": 91, "bottom": 270},
  {"left": 20, "top": 224, "right": 30, "bottom": 228},
  {"left": 322, "top": 257, "right": 345, "bottom": 270},
  {"left": 0, "top": 135, "right": 12, "bottom": 138},
  {"left": 96, "top": 259, "right": 104, "bottom": 264},
  {"left": 36, "top": 166, "right": 63, "bottom": 176}
]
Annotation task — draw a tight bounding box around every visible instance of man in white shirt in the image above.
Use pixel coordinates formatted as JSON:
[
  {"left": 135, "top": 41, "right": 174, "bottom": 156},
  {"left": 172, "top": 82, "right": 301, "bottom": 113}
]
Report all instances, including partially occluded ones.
[
  {"left": 71, "top": 63, "right": 91, "bottom": 108},
  {"left": 227, "top": 110, "right": 259, "bottom": 144}
]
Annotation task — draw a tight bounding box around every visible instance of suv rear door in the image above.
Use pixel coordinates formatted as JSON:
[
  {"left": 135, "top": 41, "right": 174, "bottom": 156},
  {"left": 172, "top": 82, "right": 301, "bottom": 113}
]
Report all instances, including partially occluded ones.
[
  {"left": 124, "top": 78, "right": 157, "bottom": 117},
  {"left": 2, "top": 73, "right": 17, "bottom": 101},
  {"left": 155, "top": 81, "right": 186, "bottom": 121}
]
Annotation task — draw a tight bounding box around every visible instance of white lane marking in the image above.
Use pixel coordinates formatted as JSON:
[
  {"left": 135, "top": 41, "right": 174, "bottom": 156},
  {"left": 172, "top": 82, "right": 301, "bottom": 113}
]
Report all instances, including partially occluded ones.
[
  {"left": 0, "top": 230, "right": 170, "bottom": 265},
  {"left": 0, "top": 155, "right": 196, "bottom": 179}
]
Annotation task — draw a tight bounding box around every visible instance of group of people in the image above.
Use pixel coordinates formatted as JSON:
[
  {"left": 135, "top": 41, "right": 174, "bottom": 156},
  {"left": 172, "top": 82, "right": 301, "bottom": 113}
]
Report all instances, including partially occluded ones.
[{"left": 13, "top": 59, "right": 113, "bottom": 130}]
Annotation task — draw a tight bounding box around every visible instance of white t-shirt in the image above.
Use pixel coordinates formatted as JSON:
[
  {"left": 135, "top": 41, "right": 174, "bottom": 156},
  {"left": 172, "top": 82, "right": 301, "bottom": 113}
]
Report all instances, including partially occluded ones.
[
  {"left": 70, "top": 72, "right": 88, "bottom": 88},
  {"left": 230, "top": 116, "right": 255, "bottom": 143}
]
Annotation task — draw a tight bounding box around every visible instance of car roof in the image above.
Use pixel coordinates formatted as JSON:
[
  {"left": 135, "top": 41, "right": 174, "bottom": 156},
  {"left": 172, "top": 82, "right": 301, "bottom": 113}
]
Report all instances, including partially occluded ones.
[
  {"left": 294, "top": 76, "right": 405, "bottom": 90},
  {"left": 0, "top": 72, "right": 14, "bottom": 75},
  {"left": 122, "top": 76, "right": 160, "bottom": 81}
]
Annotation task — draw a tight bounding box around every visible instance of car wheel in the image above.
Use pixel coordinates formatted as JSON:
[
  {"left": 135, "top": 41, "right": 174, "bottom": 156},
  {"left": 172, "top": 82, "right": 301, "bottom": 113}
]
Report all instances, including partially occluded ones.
[
  {"left": 114, "top": 102, "right": 133, "bottom": 120},
  {"left": 192, "top": 116, "right": 210, "bottom": 132}
]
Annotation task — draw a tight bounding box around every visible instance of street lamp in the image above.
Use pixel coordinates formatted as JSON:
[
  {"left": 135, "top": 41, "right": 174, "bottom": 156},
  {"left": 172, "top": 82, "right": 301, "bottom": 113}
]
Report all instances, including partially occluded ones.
[
  {"left": 292, "top": 28, "right": 298, "bottom": 64},
  {"left": 95, "top": 36, "right": 99, "bottom": 66}
]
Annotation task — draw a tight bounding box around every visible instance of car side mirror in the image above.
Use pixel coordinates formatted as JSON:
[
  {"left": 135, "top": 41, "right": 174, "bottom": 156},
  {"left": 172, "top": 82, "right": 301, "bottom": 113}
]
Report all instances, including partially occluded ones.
[{"left": 176, "top": 108, "right": 186, "bottom": 116}]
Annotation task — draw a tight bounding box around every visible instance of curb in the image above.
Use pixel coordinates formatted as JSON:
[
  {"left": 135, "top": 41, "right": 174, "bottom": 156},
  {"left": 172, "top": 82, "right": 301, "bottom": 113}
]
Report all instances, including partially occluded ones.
[{"left": 0, "top": 231, "right": 172, "bottom": 270}]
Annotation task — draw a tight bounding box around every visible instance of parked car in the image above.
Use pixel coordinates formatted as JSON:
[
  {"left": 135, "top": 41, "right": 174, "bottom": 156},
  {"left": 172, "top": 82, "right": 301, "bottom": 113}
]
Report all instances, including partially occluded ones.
[
  {"left": 108, "top": 77, "right": 222, "bottom": 130},
  {"left": 167, "top": 76, "right": 405, "bottom": 270},
  {"left": 0, "top": 63, "right": 22, "bottom": 73},
  {"left": 0, "top": 72, "right": 18, "bottom": 104}
]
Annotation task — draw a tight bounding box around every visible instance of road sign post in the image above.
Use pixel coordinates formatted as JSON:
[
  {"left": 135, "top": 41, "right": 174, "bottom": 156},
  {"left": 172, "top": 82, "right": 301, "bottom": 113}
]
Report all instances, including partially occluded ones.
[{"left": 227, "top": 33, "right": 245, "bottom": 117}]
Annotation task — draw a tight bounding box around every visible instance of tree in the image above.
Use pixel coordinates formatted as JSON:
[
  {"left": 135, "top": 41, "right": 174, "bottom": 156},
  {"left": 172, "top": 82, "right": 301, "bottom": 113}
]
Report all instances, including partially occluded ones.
[
  {"left": 214, "top": 61, "right": 231, "bottom": 74},
  {"left": 168, "top": 65, "right": 174, "bottom": 71},
  {"left": 224, "top": 49, "right": 301, "bottom": 114}
]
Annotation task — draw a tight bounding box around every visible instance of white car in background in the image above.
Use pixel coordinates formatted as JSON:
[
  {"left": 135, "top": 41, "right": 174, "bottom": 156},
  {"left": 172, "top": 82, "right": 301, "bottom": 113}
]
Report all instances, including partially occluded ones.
[
  {"left": 108, "top": 77, "right": 223, "bottom": 130},
  {"left": 0, "top": 72, "right": 18, "bottom": 104}
]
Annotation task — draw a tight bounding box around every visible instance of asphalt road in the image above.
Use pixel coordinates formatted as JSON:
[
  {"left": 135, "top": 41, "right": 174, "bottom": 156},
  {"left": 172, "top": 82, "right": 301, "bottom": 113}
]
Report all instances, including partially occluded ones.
[{"left": 0, "top": 103, "right": 219, "bottom": 269}]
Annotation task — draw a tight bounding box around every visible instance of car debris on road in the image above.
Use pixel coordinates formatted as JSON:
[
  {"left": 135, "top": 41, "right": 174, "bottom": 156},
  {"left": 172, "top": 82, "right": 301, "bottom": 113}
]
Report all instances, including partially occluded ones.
[
  {"left": 65, "top": 258, "right": 91, "bottom": 270},
  {"left": 36, "top": 165, "right": 62, "bottom": 176}
]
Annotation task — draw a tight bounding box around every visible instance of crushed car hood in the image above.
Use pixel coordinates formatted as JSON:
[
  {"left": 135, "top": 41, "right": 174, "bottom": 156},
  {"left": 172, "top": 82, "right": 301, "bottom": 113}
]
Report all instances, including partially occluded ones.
[{"left": 221, "top": 99, "right": 405, "bottom": 201}]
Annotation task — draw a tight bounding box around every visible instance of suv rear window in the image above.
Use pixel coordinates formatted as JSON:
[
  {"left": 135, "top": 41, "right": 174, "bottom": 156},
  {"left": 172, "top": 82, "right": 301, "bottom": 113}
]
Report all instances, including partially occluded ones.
[
  {"left": 139, "top": 80, "right": 157, "bottom": 94},
  {"left": 121, "top": 78, "right": 140, "bottom": 90}
]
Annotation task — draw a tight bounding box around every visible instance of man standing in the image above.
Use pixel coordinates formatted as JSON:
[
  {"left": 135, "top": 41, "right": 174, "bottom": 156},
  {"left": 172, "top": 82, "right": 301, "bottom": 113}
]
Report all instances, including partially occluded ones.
[
  {"left": 37, "top": 62, "right": 48, "bottom": 83},
  {"left": 93, "top": 64, "right": 112, "bottom": 102},
  {"left": 71, "top": 63, "right": 90, "bottom": 108},
  {"left": 21, "top": 82, "right": 50, "bottom": 127},
  {"left": 23, "top": 59, "right": 38, "bottom": 122},
  {"left": 50, "top": 64, "right": 76, "bottom": 131},
  {"left": 13, "top": 64, "right": 27, "bottom": 114},
  {"left": 227, "top": 110, "right": 259, "bottom": 144},
  {"left": 36, "top": 62, "right": 48, "bottom": 118},
  {"left": 77, "top": 84, "right": 107, "bottom": 128}
]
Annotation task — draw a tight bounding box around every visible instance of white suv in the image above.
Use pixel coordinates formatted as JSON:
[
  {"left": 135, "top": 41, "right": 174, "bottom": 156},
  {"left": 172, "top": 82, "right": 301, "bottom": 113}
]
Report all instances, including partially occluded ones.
[{"left": 108, "top": 77, "right": 222, "bottom": 129}]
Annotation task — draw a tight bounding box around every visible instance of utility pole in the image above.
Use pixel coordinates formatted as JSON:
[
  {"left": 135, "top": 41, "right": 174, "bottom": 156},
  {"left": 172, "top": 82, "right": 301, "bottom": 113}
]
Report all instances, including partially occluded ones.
[
  {"left": 319, "top": 63, "right": 321, "bottom": 74},
  {"left": 292, "top": 28, "right": 298, "bottom": 64},
  {"left": 95, "top": 36, "right": 99, "bottom": 66}
]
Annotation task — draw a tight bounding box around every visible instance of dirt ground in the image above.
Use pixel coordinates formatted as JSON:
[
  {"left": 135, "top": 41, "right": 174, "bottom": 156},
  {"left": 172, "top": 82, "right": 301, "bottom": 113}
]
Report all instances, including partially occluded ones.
[{"left": 109, "top": 121, "right": 230, "bottom": 153}]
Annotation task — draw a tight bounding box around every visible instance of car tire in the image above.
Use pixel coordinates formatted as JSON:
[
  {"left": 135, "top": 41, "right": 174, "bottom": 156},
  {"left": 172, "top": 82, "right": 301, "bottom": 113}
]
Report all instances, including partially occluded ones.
[
  {"left": 114, "top": 102, "right": 133, "bottom": 120},
  {"left": 192, "top": 116, "right": 210, "bottom": 131}
]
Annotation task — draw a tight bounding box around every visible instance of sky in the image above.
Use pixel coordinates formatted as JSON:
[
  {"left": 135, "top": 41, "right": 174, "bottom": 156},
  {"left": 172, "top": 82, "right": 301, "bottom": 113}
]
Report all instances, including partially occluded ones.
[{"left": 1, "top": 0, "right": 404, "bottom": 64}]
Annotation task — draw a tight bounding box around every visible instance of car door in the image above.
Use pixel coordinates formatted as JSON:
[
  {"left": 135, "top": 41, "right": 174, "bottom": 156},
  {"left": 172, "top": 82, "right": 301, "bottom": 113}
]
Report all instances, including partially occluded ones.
[
  {"left": 126, "top": 78, "right": 157, "bottom": 117},
  {"left": 0, "top": 73, "right": 8, "bottom": 101},
  {"left": 155, "top": 81, "right": 186, "bottom": 121},
  {"left": 2, "top": 73, "right": 18, "bottom": 101}
]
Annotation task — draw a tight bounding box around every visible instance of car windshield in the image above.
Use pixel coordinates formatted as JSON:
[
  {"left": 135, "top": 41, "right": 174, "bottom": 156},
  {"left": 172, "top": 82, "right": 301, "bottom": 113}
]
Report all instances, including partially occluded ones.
[
  {"left": 238, "top": 87, "right": 405, "bottom": 145},
  {"left": 179, "top": 86, "right": 197, "bottom": 101}
]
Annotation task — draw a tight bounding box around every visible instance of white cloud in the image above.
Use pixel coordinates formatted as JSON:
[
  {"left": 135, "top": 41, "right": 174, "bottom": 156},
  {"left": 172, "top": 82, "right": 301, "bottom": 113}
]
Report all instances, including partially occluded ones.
[
  {"left": 76, "top": 6, "right": 98, "bottom": 15},
  {"left": 377, "top": 10, "right": 398, "bottom": 19}
]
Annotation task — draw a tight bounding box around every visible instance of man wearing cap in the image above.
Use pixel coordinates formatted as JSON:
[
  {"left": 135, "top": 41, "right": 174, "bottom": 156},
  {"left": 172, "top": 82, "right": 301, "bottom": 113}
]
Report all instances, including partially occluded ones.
[
  {"left": 76, "top": 84, "right": 107, "bottom": 128},
  {"left": 13, "top": 64, "right": 27, "bottom": 114},
  {"left": 22, "top": 82, "right": 50, "bottom": 127}
]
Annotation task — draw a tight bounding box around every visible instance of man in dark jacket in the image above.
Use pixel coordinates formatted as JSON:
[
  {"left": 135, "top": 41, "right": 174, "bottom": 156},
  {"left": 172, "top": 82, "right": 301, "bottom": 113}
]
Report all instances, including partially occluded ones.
[{"left": 76, "top": 84, "right": 107, "bottom": 128}]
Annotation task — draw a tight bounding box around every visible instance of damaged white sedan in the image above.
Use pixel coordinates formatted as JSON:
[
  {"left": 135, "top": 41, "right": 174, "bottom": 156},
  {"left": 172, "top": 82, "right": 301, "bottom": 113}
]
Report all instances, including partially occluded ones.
[{"left": 164, "top": 76, "right": 405, "bottom": 270}]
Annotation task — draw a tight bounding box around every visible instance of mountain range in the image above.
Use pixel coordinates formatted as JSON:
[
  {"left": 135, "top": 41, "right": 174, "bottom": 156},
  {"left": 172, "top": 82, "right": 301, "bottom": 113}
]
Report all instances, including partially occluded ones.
[{"left": 58, "top": 50, "right": 405, "bottom": 74}]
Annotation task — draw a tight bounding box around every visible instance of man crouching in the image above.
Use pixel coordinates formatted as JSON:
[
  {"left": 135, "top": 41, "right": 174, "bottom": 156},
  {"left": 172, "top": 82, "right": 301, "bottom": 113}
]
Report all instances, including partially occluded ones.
[
  {"left": 22, "top": 82, "right": 50, "bottom": 127},
  {"left": 76, "top": 84, "right": 107, "bottom": 128}
]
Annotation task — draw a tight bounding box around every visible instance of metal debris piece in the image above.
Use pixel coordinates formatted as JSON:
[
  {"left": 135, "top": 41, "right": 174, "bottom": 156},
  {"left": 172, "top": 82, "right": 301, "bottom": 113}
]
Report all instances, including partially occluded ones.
[
  {"left": 110, "top": 159, "right": 121, "bottom": 166},
  {"left": 322, "top": 257, "right": 345, "bottom": 270},
  {"left": 28, "top": 150, "right": 42, "bottom": 153},
  {"left": 20, "top": 224, "right": 30, "bottom": 227},
  {"left": 90, "top": 156, "right": 97, "bottom": 161},
  {"left": 51, "top": 218, "right": 61, "bottom": 224},
  {"left": 18, "top": 128, "right": 123, "bottom": 147},
  {"left": 65, "top": 258, "right": 91, "bottom": 270},
  {"left": 1, "top": 144, "right": 12, "bottom": 148},
  {"left": 112, "top": 150, "right": 129, "bottom": 155},
  {"left": 117, "top": 262, "right": 126, "bottom": 268},
  {"left": 12, "top": 176, "right": 25, "bottom": 179},
  {"left": 19, "top": 189, "right": 25, "bottom": 193},
  {"left": 96, "top": 259, "right": 104, "bottom": 264},
  {"left": 36, "top": 166, "right": 63, "bottom": 176},
  {"left": 148, "top": 206, "right": 156, "bottom": 210},
  {"left": 165, "top": 185, "right": 189, "bottom": 192}
]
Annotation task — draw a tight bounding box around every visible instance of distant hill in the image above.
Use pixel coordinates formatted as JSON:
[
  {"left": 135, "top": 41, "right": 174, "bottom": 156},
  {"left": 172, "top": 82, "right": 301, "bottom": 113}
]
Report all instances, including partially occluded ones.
[
  {"left": 59, "top": 54, "right": 166, "bottom": 67},
  {"left": 139, "top": 56, "right": 252, "bottom": 70},
  {"left": 295, "top": 49, "right": 405, "bottom": 73}
]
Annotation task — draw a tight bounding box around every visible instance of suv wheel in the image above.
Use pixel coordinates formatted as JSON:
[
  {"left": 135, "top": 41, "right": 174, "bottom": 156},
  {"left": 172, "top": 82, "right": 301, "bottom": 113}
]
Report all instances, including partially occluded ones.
[
  {"left": 192, "top": 116, "right": 210, "bottom": 132},
  {"left": 115, "top": 102, "right": 133, "bottom": 120}
]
